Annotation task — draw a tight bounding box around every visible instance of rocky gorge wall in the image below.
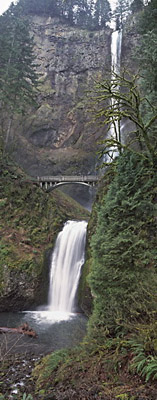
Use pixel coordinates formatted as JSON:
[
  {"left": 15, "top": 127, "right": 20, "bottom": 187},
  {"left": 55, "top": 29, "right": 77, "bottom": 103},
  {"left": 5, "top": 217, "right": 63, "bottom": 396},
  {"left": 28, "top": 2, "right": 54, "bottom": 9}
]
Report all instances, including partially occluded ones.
[
  {"left": 0, "top": 154, "right": 89, "bottom": 311},
  {"left": 10, "top": 17, "right": 111, "bottom": 177}
]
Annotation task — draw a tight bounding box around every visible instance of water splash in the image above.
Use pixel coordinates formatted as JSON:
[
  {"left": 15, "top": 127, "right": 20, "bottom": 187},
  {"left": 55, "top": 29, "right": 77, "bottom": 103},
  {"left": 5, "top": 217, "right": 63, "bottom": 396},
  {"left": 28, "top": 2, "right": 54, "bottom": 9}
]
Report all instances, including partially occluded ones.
[{"left": 48, "top": 220, "right": 88, "bottom": 313}]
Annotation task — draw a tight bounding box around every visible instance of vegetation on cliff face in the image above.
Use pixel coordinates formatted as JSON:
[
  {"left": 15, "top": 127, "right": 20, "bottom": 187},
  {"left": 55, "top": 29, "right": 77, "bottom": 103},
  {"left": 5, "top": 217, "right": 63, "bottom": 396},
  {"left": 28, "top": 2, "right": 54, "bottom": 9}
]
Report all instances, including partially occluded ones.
[
  {"left": 30, "top": 2, "right": 157, "bottom": 398},
  {"left": 88, "top": 151, "right": 157, "bottom": 336},
  {"left": 31, "top": 148, "right": 157, "bottom": 399},
  {"left": 0, "top": 0, "right": 111, "bottom": 177},
  {"left": 0, "top": 3, "right": 38, "bottom": 148},
  {"left": 16, "top": 0, "right": 111, "bottom": 29},
  {"left": 89, "top": 69, "right": 156, "bottom": 165},
  {"left": 0, "top": 151, "right": 89, "bottom": 310},
  {"left": 0, "top": 1, "right": 156, "bottom": 399}
]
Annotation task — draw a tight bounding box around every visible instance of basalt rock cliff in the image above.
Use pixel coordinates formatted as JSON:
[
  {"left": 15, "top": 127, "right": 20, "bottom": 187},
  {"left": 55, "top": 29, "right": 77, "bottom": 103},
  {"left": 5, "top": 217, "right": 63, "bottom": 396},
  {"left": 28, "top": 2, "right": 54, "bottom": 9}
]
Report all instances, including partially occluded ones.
[{"left": 11, "top": 17, "right": 111, "bottom": 177}]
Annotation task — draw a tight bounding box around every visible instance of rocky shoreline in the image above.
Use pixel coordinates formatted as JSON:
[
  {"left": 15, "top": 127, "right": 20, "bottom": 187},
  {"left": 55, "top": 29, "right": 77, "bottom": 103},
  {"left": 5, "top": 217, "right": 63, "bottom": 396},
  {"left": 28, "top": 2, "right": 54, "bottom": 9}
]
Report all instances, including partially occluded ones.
[{"left": 0, "top": 340, "right": 42, "bottom": 399}]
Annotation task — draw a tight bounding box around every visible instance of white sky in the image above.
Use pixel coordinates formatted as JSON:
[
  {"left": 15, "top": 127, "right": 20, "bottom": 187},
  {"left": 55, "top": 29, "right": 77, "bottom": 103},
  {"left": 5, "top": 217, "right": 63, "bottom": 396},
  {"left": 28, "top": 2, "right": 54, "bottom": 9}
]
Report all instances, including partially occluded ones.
[
  {"left": 0, "top": 0, "right": 16, "bottom": 15},
  {"left": 0, "top": 0, "right": 117, "bottom": 16}
]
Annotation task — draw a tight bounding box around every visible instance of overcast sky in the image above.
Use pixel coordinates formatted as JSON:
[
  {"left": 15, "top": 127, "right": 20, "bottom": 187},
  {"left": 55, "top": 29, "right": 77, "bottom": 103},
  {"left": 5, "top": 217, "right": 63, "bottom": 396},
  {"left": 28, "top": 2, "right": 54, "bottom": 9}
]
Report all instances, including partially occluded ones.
[
  {"left": 0, "top": 0, "right": 117, "bottom": 16},
  {"left": 0, "top": 0, "right": 14, "bottom": 15}
]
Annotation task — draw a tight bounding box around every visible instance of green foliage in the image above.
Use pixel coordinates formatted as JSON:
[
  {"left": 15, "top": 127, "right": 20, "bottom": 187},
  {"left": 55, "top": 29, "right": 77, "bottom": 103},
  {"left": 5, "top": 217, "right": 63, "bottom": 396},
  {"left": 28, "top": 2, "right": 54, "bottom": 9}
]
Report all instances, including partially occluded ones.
[
  {"left": 33, "top": 348, "right": 71, "bottom": 389},
  {"left": 17, "top": 0, "right": 111, "bottom": 29},
  {"left": 116, "top": 394, "right": 132, "bottom": 400},
  {"left": 0, "top": 3, "right": 38, "bottom": 148},
  {"left": 89, "top": 69, "right": 157, "bottom": 164},
  {"left": 0, "top": 154, "right": 89, "bottom": 288},
  {"left": 93, "top": 0, "right": 111, "bottom": 29},
  {"left": 135, "top": 0, "right": 157, "bottom": 113},
  {"left": 130, "top": 327, "right": 157, "bottom": 382},
  {"left": 137, "top": 0, "right": 157, "bottom": 35},
  {"left": 22, "top": 394, "right": 33, "bottom": 400},
  {"left": 130, "top": 0, "right": 143, "bottom": 14},
  {"left": 0, "top": 4, "right": 38, "bottom": 114},
  {"left": 114, "top": 0, "right": 130, "bottom": 29},
  {"left": 88, "top": 151, "right": 157, "bottom": 336}
]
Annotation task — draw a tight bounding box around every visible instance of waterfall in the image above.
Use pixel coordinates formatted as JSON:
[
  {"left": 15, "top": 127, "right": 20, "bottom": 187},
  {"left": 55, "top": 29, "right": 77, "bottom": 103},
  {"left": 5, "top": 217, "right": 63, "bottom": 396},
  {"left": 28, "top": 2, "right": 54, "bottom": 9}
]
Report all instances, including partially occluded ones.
[
  {"left": 111, "top": 29, "right": 122, "bottom": 75},
  {"left": 110, "top": 29, "right": 122, "bottom": 142},
  {"left": 105, "top": 28, "right": 122, "bottom": 163},
  {"left": 48, "top": 220, "right": 88, "bottom": 313}
]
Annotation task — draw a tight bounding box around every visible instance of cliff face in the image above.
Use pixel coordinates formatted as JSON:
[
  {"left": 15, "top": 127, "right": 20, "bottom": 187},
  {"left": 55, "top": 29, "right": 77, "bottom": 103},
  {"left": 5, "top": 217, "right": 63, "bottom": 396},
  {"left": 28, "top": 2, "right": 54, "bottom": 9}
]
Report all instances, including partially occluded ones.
[
  {"left": 11, "top": 17, "right": 111, "bottom": 177},
  {"left": 0, "top": 155, "right": 89, "bottom": 311}
]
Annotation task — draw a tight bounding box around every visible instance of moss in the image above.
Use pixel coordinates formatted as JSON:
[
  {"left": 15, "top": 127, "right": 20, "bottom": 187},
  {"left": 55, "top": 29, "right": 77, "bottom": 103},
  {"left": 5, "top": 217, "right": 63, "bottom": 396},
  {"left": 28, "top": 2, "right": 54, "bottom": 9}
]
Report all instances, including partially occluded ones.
[
  {"left": 78, "top": 165, "right": 115, "bottom": 315},
  {"left": 0, "top": 154, "right": 89, "bottom": 300},
  {"left": 33, "top": 328, "right": 157, "bottom": 398},
  {"left": 38, "top": 79, "right": 56, "bottom": 95}
]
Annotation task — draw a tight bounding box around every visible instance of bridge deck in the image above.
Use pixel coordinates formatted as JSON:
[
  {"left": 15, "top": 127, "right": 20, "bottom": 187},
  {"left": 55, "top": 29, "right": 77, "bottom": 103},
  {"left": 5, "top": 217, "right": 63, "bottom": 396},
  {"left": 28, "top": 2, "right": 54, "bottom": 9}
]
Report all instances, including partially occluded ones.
[{"left": 37, "top": 175, "right": 99, "bottom": 183}]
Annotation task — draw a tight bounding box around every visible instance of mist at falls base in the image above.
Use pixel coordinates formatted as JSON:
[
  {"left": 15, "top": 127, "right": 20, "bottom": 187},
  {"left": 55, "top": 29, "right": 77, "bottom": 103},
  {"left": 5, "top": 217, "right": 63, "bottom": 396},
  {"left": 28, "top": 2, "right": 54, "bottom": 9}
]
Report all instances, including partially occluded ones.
[
  {"left": 35, "top": 220, "right": 88, "bottom": 323},
  {"left": 0, "top": 220, "right": 88, "bottom": 353}
]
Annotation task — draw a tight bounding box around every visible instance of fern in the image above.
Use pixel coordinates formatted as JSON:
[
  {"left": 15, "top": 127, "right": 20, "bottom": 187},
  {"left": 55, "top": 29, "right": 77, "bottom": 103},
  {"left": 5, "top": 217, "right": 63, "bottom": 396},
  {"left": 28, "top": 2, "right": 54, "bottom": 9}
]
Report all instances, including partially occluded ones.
[
  {"left": 130, "top": 340, "right": 157, "bottom": 382},
  {"left": 22, "top": 394, "right": 33, "bottom": 400},
  {"left": 142, "top": 356, "right": 157, "bottom": 382}
]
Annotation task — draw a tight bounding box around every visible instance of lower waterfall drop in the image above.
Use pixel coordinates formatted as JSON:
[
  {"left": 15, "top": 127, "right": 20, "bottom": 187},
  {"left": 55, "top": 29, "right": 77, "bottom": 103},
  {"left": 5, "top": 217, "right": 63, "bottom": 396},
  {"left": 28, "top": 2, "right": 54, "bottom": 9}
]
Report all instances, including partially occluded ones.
[{"left": 48, "top": 220, "right": 88, "bottom": 313}]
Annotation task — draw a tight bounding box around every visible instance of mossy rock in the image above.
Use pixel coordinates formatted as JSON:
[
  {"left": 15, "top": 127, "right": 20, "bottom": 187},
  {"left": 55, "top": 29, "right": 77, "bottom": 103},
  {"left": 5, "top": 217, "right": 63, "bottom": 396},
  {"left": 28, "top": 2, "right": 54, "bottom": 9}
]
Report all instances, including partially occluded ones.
[{"left": 0, "top": 154, "right": 89, "bottom": 310}]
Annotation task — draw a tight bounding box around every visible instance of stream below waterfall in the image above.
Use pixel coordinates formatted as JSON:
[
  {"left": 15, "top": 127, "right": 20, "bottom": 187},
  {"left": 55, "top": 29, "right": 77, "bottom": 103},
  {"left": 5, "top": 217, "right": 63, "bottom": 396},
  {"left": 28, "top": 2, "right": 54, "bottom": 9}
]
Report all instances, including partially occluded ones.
[
  {"left": 0, "top": 311, "right": 87, "bottom": 355},
  {"left": 0, "top": 220, "right": 88, "bottom": 355}
]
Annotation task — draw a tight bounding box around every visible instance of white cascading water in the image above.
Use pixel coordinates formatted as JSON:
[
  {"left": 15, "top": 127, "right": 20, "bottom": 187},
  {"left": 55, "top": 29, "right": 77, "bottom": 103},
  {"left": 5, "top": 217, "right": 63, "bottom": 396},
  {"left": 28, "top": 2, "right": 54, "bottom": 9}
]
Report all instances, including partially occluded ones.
[
  {"left": 105, "top": 29, "right": 122, "bottom": 162},
  {"left": 48, "top": 220, "right": 88, "bottom": 313},
  {"left": 111, "top": 30, "right": 122, "bottom": 76}
]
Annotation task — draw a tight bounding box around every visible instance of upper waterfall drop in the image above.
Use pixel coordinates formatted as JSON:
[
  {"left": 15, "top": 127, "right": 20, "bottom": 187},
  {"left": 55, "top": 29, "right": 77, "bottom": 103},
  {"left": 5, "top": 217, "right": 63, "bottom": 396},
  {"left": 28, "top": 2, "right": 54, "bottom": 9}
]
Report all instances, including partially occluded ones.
[
  {"left": 111, "top": 28, "right": 122, "bottom": 140},
  {"left": 111, "top": 29, "right": 122, "bottom": 75},
  {"left": 104, "top": 28, "right": 122, "bottom": 164},
  {"left": 48, "top": 220, "right": 88, "bottom": 313}
]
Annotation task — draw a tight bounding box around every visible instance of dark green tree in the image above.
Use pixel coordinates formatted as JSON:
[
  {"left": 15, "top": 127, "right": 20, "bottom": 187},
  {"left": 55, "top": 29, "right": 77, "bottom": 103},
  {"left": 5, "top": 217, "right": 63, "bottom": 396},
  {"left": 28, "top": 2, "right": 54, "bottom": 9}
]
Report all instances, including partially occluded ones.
[
  {"left": 0, "top": 3, "right": 38, "bottom": 146},
  {"left": 136, "top": 0, "right": 157, "bottom": 94},
  {"left": 74, "top": 0, "right": 92, "bottom": 27},
  {"left": 16, "top": 0, "right": 111, "bottom": 28},
  {"left": 16, "top": 0, "right": 61, "bottom": 17},
  {"left": 88, "top": 151, "right": 157, "bottom": 336},
  {"left": 130, "top": 0, "right": 143, "bottom": 14},
  {"left": 114, "top": 0, "right": 130, "bottom": 28},
  {"left": 137, "top": 0, "right": 157, "bottom": 34},
  {"left": 94, "top": 0, "right": 111, "bottom": 28},
  {"left": 133, "top": 0, "right": 157, "bottom": 142}
]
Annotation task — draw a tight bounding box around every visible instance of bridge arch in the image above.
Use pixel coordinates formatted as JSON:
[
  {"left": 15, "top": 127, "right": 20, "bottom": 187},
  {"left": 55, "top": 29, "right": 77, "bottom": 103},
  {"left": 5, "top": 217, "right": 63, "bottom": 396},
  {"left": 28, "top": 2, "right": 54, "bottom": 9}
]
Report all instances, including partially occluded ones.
[
  {"left": 47, "top": 181, "right": 93, "bottom": 191},
  {"left": 37, "top": 175, "right": 99, "bottom": 191}
]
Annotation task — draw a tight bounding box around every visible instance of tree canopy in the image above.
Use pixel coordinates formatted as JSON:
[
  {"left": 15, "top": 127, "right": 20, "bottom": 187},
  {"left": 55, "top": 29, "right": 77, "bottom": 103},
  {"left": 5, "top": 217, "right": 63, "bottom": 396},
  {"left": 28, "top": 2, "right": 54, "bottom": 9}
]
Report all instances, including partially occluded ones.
[
  {"left": 136, "top": 0, "right": 157, "bottom": 95},
  {"left": 0, "top": 3, "right": 38, "bottom": 146},
  {"left": 89, "top": 70, "right": 157, "bottom": 165},
  {"left": 16, "top": 0, "right": 111, "bottom": 29},
  {"left": 88, "top": 151, "right": 157, "bottom": 336}
]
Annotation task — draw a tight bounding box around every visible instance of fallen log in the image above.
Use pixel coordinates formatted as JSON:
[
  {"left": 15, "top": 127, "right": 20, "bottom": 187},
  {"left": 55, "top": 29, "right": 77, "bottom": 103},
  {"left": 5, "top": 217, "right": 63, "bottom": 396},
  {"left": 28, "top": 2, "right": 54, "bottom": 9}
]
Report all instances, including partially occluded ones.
[{"left": 0, "top": 322, "right": 37, "bottom": 338}]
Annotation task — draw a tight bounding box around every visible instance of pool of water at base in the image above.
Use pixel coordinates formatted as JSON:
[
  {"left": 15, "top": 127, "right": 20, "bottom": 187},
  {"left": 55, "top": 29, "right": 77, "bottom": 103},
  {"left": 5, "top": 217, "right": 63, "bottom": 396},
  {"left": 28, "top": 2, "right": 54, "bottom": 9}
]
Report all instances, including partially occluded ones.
[{"left": 0, "top": 310, "right": 87, "bottom": 355}]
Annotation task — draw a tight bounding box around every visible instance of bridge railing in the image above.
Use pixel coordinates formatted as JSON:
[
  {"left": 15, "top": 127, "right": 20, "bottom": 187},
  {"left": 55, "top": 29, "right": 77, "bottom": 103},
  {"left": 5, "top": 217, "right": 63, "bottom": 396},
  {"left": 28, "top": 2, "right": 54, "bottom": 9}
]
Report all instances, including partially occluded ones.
[
  {"left": 37, "top": 175, "right": 99, "bottom": 183},
  {"left": 36, "top": 175, "right": 99, "bottom": 190}
]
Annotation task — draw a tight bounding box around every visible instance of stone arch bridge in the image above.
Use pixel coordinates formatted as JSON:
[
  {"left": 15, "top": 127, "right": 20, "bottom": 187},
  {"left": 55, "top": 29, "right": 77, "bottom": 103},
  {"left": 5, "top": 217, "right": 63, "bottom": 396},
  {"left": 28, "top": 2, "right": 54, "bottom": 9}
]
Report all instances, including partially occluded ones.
[{"left": 37, "top": 175, "right": 99, "bottom": 190}]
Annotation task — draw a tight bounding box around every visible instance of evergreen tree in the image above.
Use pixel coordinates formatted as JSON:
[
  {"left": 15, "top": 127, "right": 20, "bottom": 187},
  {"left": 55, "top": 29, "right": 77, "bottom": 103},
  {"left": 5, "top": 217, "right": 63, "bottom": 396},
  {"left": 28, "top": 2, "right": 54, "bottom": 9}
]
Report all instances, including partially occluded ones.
[
  {"left": 136, "top": 0, "right": 157, "bottom": 94},
  {"left": 114, "top": 0, "right": 130, "bottom": 28},
  {"left": 130, "top": 0, "right": 143, "bottom": 14},
  {"left": 0, "top": 3, "right": 38, "bottom": 146},
  {"left": 138, "top": 0, "right": 157, "bottom": 34},
  {"left": 134, "top": 0, "right": 157, "bottom": 143},
  {"left": 93, "top": 0, "right": 111, "bottom": 28},
  {"left": 17, "top": 0, "right": 111, "bottom": 28},
  {"left": 74, "top": 0, "right": 92, "bottom": 27},
  {"left": 88, "top": 151, "right": 157, "bottom": 336}
]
